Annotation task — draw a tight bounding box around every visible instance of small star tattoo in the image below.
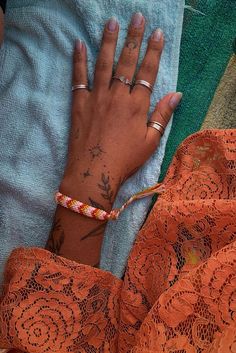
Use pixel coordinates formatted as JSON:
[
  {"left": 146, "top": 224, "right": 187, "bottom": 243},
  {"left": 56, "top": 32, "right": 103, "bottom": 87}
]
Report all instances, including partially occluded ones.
[
  {"left": 81, "top": 168, "right": 92, "bottom": 179},
  {"left": 89, "top": 144, "right": 105, "bottom": 160}
]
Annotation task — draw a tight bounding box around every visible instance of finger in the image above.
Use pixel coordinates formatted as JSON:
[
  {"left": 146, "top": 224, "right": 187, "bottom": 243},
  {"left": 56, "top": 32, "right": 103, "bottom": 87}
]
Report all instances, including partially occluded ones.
[
  {"left": 72, "top": 39, "right": 89, "bottom": 99},
  {"left": 146, "top": 92, "right": 183, "bottom": 152},
  {"left": 93, "top": 17, "right": 119, "bottom": 90},
  {"left": 111, "top": 12, "right": 145, "bottom": 91},
  {"left": 71, "top": 40, "right": 89, "bottom": 147},
  {"left": 132, "top": 28, "right": 164, "bottom": 97}
]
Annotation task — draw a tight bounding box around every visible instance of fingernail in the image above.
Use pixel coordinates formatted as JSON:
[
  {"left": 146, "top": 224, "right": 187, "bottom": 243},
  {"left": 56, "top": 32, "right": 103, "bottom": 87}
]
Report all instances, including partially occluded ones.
[
  {"left": 152, "top": 28, "right": 163, "bottom": 42},
  {"left": 131, "top": 12, "right": 144, "bottom": 28},
  {"left": 76, "top": 39, "right": 84, "bottom": 52},
  {"left": 169, "top": 92, "right": 183, "bottom": 109},
  {"left": 107, "top": 17, "right": 118, "bottom": 32}
]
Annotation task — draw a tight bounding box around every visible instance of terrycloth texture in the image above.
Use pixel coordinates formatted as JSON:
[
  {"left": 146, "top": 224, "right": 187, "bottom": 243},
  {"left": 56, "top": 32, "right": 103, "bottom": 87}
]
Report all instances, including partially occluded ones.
[
  {"left": 159, "top": 0, "right": 236, "bottom": 181},
  {"left": 100, "top": 3, "right": 184, "bottom": 276},
  {"left": 1, "top": 129, "right": 236, "bottom": 353},
  {"left": 0, "top": 0, "right": 185, "bottom": 281},
  {"left": 201, "top": 55, "right": 236, "bottom": 130}
]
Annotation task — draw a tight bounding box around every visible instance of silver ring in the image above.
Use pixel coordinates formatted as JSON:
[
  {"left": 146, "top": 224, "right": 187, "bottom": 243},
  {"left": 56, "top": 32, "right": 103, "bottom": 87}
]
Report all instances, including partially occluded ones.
[
  {"left": 72, "top": 84, "right": 89, "bottom": 91},
  {"left": 134, "top": 80, "right": 153, "bottom": 93},
  {"left": 112, "top": 75, "right": 132, "bottom": 86},
  {"left": 151, "top": 121, "right": 165, "bottom": 131},
  {"left": 147, "top": 121, "right": 165, "bottom": 136}
]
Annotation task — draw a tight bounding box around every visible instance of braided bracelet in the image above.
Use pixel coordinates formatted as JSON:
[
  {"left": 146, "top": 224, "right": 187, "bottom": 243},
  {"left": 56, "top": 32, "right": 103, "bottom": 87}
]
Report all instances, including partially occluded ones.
[{"left": 55, "top": 183, "right": 165, "bottom": 221}]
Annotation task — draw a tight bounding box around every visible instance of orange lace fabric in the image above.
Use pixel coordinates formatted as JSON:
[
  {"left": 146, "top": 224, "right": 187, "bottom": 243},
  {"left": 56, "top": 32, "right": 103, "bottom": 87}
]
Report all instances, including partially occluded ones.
[{"left": 0, "top": 129, "right": 235, "bottom": 353}]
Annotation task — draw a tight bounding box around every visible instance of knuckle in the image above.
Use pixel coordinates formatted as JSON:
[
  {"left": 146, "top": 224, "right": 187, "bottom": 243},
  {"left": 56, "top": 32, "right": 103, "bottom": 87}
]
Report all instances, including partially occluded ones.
[
  {"left": 96, "top": 55, "right": 112, "bottom": 72},
  {"left": 119, "top": 52, "right": 136, "bottom": 67},
  {"left": 149, "top": 41, "right": 163, "bottom": 53},
  {"left": 128, "top": 26, "right": 144, "bottom": 38},
  {"left": 141, "top": 61, "right": 156, "bottom": 74},
  {"left": 103, "top": 30, "right": 117, "bottom": 44},
  {"left": 73, "top": 52, "right": 83, "bottom": 64}
]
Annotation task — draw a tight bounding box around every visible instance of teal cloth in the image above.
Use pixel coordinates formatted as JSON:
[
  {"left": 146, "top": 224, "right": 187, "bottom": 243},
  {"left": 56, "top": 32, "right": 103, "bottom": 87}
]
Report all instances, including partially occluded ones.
[
  {"left": 0, "top": 0, "right": 184, "bottom": 281},
  {"left": 159, "top": 0, "right": 236, "bottom": 181}
]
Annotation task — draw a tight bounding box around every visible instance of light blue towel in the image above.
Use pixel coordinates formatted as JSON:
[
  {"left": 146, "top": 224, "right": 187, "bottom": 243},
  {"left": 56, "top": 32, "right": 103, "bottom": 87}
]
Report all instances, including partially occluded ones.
[{"left": 0, "top": 0, "right": 184, "bottom": 282}]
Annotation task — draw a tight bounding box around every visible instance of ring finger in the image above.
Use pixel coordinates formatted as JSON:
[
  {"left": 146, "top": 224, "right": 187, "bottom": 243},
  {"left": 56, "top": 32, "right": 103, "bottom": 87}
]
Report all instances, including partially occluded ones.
[{"left": 111, "top": 12, "right": 145, "bottom": 92}]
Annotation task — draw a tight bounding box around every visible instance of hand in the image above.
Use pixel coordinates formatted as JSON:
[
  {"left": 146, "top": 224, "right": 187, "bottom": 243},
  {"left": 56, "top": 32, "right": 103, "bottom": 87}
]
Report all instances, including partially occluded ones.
[
  {"left": 48, "top": 14, "right": 182, "bottom": 266},
  {"left": 62, "top": 12, "right": 182, "bottom": 202}
]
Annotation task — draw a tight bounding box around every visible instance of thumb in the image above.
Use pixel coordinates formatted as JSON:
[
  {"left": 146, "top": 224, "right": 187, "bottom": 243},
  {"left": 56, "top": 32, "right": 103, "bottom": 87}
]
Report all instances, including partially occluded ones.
[{"left": 146, "top": 92, "right": 182, "bottom": 151}]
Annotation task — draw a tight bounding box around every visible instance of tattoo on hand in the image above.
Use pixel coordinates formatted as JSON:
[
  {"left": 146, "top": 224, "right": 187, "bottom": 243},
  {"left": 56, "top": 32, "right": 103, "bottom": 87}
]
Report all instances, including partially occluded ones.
[
  {"left": 81, "top": 168, "right": 92, "bottom": 179},
  {"left": 89, "top": 143, "right": 105, "bottom": 160},
  {"left": 89, "top": 197, "right": 105, "bottom": 210},
  {"left": 81, "top": 223, "right": 106, "bottom": 241},
  {"left": 45, "top": 218, "right": 65, "bottom": 256},
  {"left": 98, "top": 173, "right": 114, "bottom": 205}
]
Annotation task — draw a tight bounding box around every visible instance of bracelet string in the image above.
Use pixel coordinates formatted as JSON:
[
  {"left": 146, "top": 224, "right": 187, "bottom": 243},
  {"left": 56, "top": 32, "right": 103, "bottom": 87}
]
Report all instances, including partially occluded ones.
[{"left": 55, "top": 183, "right": 165, "bottom": 221}]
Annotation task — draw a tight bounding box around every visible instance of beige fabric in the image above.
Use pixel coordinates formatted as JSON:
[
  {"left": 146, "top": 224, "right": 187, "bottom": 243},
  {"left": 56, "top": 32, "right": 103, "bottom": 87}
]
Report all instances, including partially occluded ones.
[{"left": 201, "top": 55, "right": 236, "bottom": 130}]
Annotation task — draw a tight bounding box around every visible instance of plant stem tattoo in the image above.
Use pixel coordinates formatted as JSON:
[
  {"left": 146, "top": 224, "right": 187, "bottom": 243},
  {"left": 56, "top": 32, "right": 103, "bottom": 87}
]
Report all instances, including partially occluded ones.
[
  {"left": 45, "top": 218, "right": 65, "bottom": 256},
  {"left": 89, "top": 144, "right": 105, "bottom": 160},
  {"left": 98, "top": 173, "right": 114, "bottom": 205}
]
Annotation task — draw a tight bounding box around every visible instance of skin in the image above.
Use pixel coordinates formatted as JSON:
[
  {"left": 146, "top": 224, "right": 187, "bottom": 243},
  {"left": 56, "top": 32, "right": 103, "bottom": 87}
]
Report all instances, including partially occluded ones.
[{"left": 44, "top": 13, "right": 182, "bottom": 266}]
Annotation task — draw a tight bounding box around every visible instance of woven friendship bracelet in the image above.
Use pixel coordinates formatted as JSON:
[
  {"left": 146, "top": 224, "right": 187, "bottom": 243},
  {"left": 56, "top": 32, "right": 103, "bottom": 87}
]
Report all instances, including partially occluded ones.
[{"left": 55, "top": 183, "right": 165, "bottom": 221}]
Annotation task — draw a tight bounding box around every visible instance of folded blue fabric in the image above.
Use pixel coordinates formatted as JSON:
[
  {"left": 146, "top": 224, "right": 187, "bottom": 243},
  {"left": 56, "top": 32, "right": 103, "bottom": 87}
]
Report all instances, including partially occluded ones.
[{"left": 0, "top": 0, "right": 184, "bottom": 282}]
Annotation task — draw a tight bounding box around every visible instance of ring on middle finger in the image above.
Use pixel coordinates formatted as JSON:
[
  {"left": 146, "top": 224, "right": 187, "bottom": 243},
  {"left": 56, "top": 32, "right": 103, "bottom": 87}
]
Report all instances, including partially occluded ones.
[
  {"left": 112, "top": 75, "right": 133, "bottom": 87},
  {"left": 133, "top": 79, "right": 153, "bottom": 93}
]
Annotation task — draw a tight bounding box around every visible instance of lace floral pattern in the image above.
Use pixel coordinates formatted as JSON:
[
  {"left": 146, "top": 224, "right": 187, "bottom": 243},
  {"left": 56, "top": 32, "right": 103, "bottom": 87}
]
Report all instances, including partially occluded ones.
[{"left": 0, "top": 129, "right": 235, "bottom": 353}]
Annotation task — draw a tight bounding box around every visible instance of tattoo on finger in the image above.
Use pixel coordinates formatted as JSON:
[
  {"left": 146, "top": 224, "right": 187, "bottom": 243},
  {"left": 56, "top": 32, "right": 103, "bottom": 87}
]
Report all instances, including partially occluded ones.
[{"left": 125, "top": 38, "right": 138, "bottom": 51}]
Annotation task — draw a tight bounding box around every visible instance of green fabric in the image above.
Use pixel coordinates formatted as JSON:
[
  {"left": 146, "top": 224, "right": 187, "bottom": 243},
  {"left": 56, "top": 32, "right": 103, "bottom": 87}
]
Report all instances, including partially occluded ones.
[{"left": 159, "top": 0, "right": 236, "bottom": 182}]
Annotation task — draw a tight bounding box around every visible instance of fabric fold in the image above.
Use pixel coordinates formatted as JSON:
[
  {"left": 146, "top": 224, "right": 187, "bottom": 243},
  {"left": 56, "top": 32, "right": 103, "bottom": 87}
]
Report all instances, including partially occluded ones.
[
  {"left": 0, "top": 0, "right": 185, "bottom": 282},
  {"left": 0, "top": 129, "right": 235, "bottom": 353}
]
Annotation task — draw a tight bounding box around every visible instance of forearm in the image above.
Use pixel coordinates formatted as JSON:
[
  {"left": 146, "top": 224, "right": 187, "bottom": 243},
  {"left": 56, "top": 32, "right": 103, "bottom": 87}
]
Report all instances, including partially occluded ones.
[{"left": 45, "top": 161, "right": 121, "bottom": 266}]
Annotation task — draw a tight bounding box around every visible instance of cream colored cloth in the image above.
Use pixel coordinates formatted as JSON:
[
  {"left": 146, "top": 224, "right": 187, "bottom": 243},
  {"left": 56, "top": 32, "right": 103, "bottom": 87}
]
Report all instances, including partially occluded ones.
[{"left": 201, "top": 55, "right": 236, "bottom": 130}]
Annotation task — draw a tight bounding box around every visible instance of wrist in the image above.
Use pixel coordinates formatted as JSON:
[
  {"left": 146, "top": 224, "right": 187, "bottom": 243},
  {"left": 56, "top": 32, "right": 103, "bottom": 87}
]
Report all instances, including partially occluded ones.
[{"left": 60, "top": 166, "right": 122, "bottom": 211}]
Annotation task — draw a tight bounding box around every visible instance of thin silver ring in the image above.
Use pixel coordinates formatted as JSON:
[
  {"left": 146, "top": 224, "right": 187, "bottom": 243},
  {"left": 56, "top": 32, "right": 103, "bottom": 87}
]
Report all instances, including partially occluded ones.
[
  {"left": 72, "top": 84, "right": 89, "bottom": 91},
  {"left": 134, "top": 80, "right": 153, "bottom": 93},
  {"left": 112, "top": 75, "right": 133, "bottom": 86},
  {"left": 147, "top": 121, "right": 165, "bottom": 136}
]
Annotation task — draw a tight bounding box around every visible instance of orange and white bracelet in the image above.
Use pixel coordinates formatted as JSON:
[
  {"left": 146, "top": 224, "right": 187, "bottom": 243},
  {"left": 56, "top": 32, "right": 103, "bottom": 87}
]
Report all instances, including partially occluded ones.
[{"left": 55, "top": 183, "right": 165, "bottom": 221}]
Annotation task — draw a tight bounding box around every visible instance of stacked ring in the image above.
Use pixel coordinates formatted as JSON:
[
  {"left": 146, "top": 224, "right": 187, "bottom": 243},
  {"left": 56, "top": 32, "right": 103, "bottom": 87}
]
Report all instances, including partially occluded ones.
[
  {"left": 147, "top": 121, "right": 165, "bottom": 136},
  {"left": 134, "top": 79, "right": 153, "bottom": 93}
]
